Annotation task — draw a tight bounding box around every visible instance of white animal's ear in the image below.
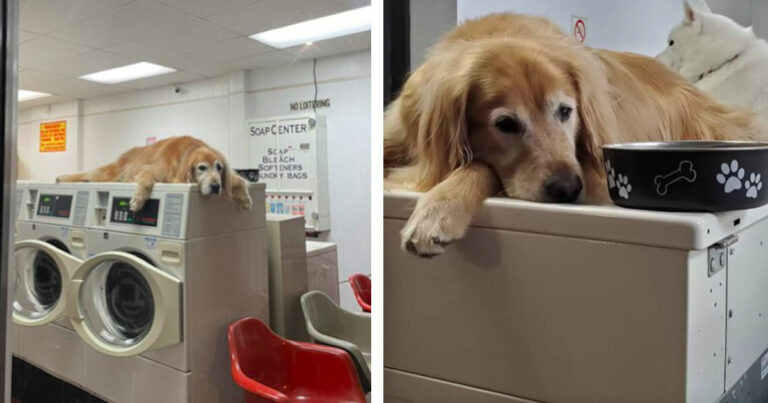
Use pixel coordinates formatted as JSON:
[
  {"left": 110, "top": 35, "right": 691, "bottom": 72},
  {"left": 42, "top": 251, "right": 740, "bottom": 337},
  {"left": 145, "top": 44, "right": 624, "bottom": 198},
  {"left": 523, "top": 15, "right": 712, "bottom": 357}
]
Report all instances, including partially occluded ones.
[{"left": 684, "top": 0, "right": 711, "bottom": 22}]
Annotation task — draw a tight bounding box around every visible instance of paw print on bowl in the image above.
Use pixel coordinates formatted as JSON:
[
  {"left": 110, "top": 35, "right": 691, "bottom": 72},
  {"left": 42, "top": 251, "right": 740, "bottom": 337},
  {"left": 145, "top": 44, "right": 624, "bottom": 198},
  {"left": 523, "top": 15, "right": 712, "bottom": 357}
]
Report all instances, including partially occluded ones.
[
  {"left": 605, "top": 160, "right": 616, "bottom": 189},
  {"left": 618, "top": 174, "right": 632, "bottom": 199},
  {"left": 716, "top": 160, "right": 745, "bottom": 194},
  {"left": 745, "top": 173, "right": 763, "bottom": 199}
]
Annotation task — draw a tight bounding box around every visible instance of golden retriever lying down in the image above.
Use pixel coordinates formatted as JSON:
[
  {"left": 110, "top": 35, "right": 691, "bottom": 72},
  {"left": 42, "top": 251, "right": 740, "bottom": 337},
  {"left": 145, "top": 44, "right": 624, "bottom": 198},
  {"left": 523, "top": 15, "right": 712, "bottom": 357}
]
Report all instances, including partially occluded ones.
[
  {"left": 384, "top": 13, "right": 766, "bottom": 257},
  {"left": 57, "top": 136, "right": 252, "bottom": 212}
]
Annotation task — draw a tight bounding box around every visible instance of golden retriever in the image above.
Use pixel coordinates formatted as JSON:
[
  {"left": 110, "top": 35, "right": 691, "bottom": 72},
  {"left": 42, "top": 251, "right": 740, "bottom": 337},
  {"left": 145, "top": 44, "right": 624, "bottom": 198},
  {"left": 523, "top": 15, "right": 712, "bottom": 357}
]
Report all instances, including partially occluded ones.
[
  {"left": 385, "top": 13, "right": 766, "bottom": 257},
  {"left": 57, "top": 136, "right": 252, "bottom": 212}
]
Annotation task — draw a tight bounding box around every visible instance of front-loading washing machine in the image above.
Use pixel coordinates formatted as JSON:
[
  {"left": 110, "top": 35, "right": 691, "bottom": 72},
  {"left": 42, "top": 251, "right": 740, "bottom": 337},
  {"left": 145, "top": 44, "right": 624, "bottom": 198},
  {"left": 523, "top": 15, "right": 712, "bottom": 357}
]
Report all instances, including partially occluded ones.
[
  {"left": 12, "top": 181, "right": 96, "bottom": 388},
  {"left": 65, "top": 182, "right": 269, "bottom": 403}
]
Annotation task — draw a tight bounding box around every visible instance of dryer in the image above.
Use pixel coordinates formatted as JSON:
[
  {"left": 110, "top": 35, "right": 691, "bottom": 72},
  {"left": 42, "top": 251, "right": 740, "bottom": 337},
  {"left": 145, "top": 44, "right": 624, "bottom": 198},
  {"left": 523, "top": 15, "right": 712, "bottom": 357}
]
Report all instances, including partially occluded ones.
[
  {"left": 67, "top": 182, "right": 269, "bottom": 403},
  {"left": 13, "top": 181, "right": 95, "bottom": 387}
]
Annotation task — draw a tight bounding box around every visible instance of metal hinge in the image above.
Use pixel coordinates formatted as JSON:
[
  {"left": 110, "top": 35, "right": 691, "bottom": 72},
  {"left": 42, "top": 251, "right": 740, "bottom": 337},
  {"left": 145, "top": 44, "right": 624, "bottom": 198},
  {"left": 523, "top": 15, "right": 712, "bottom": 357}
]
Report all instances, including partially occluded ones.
[{"left": 708, "top": 235, "right": 738, "bottom": 277}]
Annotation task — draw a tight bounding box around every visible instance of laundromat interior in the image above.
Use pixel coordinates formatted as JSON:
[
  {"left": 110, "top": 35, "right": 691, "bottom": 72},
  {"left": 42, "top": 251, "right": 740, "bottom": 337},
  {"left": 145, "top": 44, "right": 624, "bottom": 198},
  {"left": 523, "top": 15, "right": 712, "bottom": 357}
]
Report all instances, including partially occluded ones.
[{"left": 10, "top": 0, "right": 371, "bottom": 401}]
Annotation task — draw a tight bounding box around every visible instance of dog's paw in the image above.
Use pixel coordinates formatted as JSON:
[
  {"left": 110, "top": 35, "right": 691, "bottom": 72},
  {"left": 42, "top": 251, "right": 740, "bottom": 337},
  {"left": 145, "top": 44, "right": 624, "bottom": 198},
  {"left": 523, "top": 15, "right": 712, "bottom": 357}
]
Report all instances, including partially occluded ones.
[
  {"left": 129, "top": 197, "right": 146, "bottom": 212},
  {"left": 401, "top": 198, "right": 473, "bottom": 258},
  {"left": 235, "top": 193, "right": 252, "bottom": 210}
]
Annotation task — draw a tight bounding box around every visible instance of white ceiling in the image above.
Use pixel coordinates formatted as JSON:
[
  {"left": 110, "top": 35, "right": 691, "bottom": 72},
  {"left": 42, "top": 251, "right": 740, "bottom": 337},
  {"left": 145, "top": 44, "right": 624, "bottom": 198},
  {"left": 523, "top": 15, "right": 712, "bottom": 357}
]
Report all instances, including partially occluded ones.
[{"left": 18, "top": 0, "right": 371, "bottom": 108}]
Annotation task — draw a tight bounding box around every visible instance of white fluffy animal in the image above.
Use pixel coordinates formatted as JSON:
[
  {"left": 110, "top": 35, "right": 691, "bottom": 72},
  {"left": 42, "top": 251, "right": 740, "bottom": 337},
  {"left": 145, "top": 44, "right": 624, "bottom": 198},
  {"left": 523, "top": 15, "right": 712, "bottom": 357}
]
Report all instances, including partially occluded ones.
[{"left": 657, "top": 0, "right": 768, "bottom": 121}]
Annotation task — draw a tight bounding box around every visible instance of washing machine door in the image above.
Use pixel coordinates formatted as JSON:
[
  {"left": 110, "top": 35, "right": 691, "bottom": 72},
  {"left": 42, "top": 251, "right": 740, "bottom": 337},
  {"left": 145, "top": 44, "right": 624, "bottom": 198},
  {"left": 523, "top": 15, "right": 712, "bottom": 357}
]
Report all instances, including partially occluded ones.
[
  {"left": 13, "top": 239, "right": 82, "bottom": 326},
  {"left": 67, "top": 251, "right": 182, "bottom": 357}
]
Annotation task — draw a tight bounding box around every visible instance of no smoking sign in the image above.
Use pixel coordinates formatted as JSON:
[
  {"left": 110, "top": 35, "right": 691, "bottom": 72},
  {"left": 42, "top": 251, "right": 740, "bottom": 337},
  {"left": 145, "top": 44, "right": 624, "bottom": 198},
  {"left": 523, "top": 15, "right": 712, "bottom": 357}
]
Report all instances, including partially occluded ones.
[{"left": 572, "top": 16, "right": 587, "bottom": 43}]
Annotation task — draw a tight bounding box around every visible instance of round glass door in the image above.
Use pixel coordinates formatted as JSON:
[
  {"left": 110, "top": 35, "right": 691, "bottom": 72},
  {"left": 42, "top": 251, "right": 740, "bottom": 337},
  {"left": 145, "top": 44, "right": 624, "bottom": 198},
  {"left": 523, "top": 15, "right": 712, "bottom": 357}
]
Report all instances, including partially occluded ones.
[
  {"left": 79, "top": 254, "right": 155, "bottom": 347},
  {"left": 13, "top": 239, "right": 81, "bottom": 325},
  {"left": 69, "top": 250, "right": 182, "bottom": 356}
]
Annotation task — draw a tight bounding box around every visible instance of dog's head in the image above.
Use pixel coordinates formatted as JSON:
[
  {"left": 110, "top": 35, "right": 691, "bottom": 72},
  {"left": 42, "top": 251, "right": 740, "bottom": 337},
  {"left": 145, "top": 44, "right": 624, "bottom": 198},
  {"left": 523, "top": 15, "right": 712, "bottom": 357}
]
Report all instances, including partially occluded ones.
[
  {"left": 657, "top": 0, "right": 754, "bottom": 81},
  {"left": 185, "top": 147, "right": 227, "bottom": 196},
  {"left": 408, "top": 37, "right": 614, "bottom": 202}
]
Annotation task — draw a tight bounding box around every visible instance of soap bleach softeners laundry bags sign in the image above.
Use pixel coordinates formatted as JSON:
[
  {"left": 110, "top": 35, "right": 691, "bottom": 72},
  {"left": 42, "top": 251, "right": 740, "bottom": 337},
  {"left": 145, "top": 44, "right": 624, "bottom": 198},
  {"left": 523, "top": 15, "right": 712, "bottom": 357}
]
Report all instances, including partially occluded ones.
[{"left": 247, "top": 114, "right": 330, "bottom": 232}]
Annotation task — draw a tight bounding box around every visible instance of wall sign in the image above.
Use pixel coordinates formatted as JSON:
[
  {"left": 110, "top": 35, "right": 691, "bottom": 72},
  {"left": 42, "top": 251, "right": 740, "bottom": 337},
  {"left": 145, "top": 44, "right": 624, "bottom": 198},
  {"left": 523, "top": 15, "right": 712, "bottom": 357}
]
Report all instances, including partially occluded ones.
[
  {"left": 39, "top": 120, "right": 67, "bottom": 153},
  {"left": 247, "top": 114, "right": 330, "bottom": 232},
  {"left": 290, "top": 98, "right": 330, "bottom": 111},
  {"left": 572, "top": 16, "right": 587, "bottom": 44},
  {"left": 248, "top": 117, "right": 314, "bottom": 187}
]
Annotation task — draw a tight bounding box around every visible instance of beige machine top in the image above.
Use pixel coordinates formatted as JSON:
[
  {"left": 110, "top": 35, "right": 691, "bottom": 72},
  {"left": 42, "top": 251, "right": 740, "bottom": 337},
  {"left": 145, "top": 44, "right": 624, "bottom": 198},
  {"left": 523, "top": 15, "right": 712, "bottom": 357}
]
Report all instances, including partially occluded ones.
[
  {"left": 384, "top": 190, "right": 768, "bottom": 250},
  {"left": 18, "top": 181, "right": 267, "bottom": 239}
]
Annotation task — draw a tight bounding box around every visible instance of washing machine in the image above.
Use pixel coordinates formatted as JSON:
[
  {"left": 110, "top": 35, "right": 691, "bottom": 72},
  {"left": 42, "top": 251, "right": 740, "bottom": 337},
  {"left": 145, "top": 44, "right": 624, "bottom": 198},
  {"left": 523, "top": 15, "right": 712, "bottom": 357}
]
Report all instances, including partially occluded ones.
[
  {"left": 12, "top": 181, "right": 96, "bottom": 388},
  {"left": 64, "top": 182, "right": 269, "bottom": 403},
  {"left": 384, "top": 191, "right": 768, "bottom": 403}
]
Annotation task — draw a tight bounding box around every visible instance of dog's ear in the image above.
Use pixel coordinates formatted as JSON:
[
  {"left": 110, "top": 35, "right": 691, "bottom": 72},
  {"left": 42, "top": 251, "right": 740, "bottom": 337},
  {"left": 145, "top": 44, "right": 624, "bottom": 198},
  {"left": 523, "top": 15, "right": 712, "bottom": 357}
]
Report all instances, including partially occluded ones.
[
  {"left": 409, "top": 51, "right": 474, "bottom": 189},
  {"left": 684, "top": 0, "right": 710, "bottom": 24},
  {"left": 554, "top": 46, "right": 618, "bottom": 175},
  {"left": 185, "top": 161, "right": 195, "bottom": 183},
  {"left": 220, "top": 159, "right": 229, "bottom": 192},
  {"left": 218, "top": 157, "right": 238, "bottom": 196}
]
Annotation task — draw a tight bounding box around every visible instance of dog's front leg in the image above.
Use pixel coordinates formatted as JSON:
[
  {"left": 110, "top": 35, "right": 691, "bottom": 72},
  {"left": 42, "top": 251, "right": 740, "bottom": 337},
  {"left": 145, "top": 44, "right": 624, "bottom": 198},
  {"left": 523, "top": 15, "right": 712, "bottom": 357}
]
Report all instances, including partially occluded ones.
[
  {"left": 130, "top": 171, "right": 155, "bottom": 212},
  {"left": 226, "top": 170, "right": 253, "bottom": 210},
  {"left": 401, "top": 162, "right": 499, "bottom": 257}
]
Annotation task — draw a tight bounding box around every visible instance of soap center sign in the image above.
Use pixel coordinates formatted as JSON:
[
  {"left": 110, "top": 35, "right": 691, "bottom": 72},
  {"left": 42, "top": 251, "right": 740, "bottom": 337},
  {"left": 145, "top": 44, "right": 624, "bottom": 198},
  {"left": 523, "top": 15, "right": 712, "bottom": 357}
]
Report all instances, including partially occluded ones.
[
  {"left": 248, "top": 118, "right": 314, "bottom": 191},
  {"left": 39, "top": 120, "right": 67, "bottom": 152}
]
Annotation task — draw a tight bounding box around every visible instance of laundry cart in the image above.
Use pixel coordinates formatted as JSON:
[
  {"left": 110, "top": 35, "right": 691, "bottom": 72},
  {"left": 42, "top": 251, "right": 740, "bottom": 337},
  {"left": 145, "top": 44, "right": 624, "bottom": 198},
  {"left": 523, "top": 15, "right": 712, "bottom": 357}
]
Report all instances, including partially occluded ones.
[{"left": 384, "top": 191, "right": 768, "bottom": 403}]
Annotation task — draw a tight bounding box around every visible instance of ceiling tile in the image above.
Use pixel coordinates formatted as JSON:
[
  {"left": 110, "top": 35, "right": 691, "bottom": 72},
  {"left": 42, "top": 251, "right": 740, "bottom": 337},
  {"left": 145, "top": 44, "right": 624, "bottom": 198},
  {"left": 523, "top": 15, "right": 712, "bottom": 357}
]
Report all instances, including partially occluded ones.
[
  {"left": 109, "top": 19, "right": 239, "bottom": 60},
  {"left": 40, "top": 77, "right": 129, "bottom": 99},
  {"left": 184, "top": 50, "right": 299, "bottom": 76},
  {"left": 19, "top": 36, "right": 93, "bottom": 68},
  {"left": 205, "top": 0, "right": 370, "bottom": 35},
  {"left": 119, "top": 70, "right": 204, "bottom": 89},
  {"left": 19, "top": 29, "right": 38, "bottom": 43},
  {"left": 349, "top": 30, "right": 371, "bottom": 51},
  {"left": 19, "top": 0, "right": 132, "bottom": 34},
  {"left": 156, "top": 37, "right": 272, "bottom": 70},
  {"left": 19, "top": 70, "right": 68, "bottom": 88},
  {"left": 157, "top": 0, "right": 259, "bottom": 18},
  {"left": 35, "top": 50, "right": 135, "bottom": 77},
  {"left": 48, "top": 0, "right": 197, "bottom": 48}
]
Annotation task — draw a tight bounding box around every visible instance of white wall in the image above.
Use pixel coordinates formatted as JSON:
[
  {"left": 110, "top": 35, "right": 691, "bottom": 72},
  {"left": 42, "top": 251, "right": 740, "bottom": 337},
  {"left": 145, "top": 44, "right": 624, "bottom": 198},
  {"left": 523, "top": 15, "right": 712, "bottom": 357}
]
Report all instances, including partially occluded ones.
[
  {"left": 81, "top": 75, "right": 235, "bottom": 170},
  {"left": 245, "top": 51, "right": 371, "bottom": 312},
  {"left": 17, "top": 50, "right": 371, "bottom": 312},
  {"left": 753, "top": 0, "right": 768, "bottom": 40},
  {"left": 410, "top": 0, "right": 457, "bottom": 68},
  {"left": 18, "top": 100, "right": 82, "bottom": 181},
  {"left": 456, "top": 0, "right": 755, "bottom": 56}
]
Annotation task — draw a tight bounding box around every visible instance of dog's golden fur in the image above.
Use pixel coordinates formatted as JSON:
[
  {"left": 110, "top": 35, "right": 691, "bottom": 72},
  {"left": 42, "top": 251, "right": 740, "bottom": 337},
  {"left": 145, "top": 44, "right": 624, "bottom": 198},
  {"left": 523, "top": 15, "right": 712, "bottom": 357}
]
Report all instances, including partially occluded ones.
[
  {"left": 385, "top": 13, "right": 765, "bottom": 257},
  {"left": 57, "top": 136, "right": 252, "bottom": 211}
]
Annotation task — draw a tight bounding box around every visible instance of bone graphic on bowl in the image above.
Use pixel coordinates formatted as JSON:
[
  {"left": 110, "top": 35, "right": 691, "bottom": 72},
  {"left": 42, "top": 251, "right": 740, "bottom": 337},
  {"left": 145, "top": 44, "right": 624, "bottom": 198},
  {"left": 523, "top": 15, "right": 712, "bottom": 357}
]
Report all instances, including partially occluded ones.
[{"left": 654, "top": 161, "right": 697, "bottom": 196}]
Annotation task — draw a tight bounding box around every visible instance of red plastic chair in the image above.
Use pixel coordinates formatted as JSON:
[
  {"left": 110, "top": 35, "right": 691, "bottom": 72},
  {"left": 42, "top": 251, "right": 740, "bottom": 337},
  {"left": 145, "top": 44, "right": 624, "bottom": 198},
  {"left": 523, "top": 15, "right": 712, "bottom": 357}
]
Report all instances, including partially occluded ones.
[
  {"left": 348, "top": 274, "right": 371, "bottom": 312},
  {"left": 228, "top": 317, "right": 366, "bottom": 403}
]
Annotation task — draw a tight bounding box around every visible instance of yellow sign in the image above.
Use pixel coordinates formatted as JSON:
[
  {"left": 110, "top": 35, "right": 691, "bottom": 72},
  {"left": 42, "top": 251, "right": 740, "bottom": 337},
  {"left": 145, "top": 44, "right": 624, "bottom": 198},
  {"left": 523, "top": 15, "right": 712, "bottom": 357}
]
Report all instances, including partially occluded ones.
[{"left": 39, "top": 121, "right": 67, "bottom": 152}]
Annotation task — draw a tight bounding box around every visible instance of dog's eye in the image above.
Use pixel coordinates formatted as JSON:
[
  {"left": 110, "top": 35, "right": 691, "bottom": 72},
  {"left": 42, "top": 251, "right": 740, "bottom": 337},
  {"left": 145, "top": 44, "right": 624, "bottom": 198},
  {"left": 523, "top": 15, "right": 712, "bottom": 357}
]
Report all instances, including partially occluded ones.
[
  {"left": 215, "top": 163, "right": 223, "bottom": 171},
  {"left": 197, "top": 165, "right": 208, "bottom": 171},
  {"left": 669, "top": 39, "right": 674, "bottom": 46},
  {"left": 557, "top": 105, "right": 573, "bottom": 122},
  {"left": 494, "top": 116, "right": 524, "bottom": 135}
]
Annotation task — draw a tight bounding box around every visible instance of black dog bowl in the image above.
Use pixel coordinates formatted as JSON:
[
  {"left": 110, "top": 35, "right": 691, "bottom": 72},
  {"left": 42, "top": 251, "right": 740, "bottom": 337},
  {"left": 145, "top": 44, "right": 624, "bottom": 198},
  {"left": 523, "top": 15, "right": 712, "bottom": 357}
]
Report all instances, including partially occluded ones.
[
  {"left": 602, "top": 141, "right": 768, "bottom": 212},
  {"left": 236, "top": 169, "right": 260, "bottom": 182}
]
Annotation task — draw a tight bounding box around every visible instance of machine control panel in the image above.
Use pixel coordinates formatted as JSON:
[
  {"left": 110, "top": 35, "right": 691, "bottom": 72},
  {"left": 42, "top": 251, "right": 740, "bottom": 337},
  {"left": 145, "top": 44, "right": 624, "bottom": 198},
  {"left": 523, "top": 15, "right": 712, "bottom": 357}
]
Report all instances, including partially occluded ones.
[
  {"left": 37, "top": 194, "right": 72, "bottom": 218},
  {"left": 111, "top": 197, "right": 160, "bottom": 227}
]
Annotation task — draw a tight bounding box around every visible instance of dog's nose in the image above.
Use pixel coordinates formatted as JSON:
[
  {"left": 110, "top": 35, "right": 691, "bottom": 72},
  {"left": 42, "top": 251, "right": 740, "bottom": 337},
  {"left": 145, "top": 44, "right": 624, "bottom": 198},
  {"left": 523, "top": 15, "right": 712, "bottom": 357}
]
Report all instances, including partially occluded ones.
[
  {"left": 544, "top": 173, "right": 583, "bottom": 203},
  {"left": 210, "top": 184, "right": 221, "bottom": 194}
]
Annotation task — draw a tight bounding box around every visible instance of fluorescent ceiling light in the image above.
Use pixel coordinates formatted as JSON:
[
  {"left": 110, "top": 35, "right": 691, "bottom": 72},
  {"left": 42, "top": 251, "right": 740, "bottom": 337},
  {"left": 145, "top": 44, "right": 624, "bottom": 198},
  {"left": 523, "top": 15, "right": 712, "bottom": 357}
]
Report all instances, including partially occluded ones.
[
  {"left": 79, "top": 62, "right": 176, "bottom": 84},
  {"left": 18, "top": 90, "right": 51, "bottom": 102},
  {"left": 250, "top": 6, "right": 371, "bottom": 49}
]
